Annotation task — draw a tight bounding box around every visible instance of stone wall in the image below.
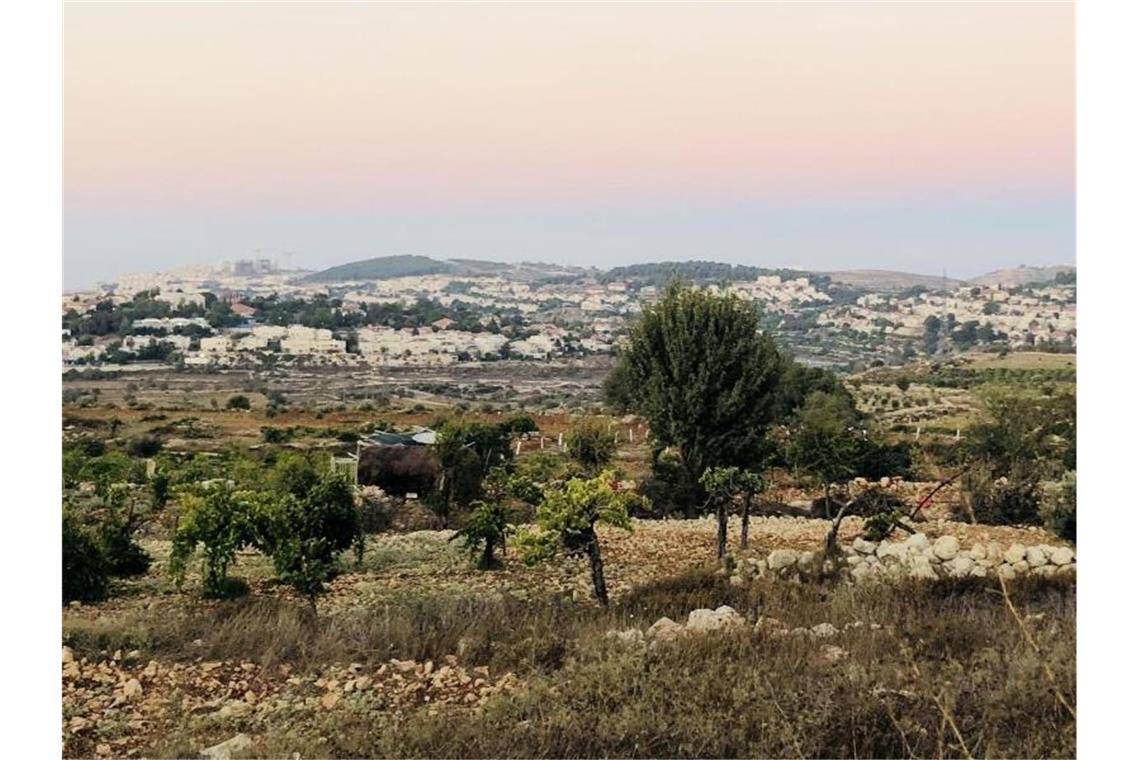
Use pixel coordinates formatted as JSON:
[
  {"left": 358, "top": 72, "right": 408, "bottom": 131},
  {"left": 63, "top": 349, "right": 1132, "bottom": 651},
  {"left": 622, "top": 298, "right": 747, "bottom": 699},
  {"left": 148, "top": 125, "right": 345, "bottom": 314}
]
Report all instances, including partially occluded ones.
[{"left": 739, "top": 533, "right": 1075, "bottom": 585}]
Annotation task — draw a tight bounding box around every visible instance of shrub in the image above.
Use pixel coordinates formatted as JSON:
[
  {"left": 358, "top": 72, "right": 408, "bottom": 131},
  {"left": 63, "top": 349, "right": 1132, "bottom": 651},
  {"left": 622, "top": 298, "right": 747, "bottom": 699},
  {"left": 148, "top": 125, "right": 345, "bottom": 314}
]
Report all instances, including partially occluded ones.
[
  {"left": 226, "top": 394, "right": 252, "bottom": 410},
  {"left": 565, "top": 419, "right": 618, "bottom": 474},
  {"left": 126, "top": 434, "right": 163, "bottom": 458},
  {"left": 1040, "top": 470, "right": 1076, "bottom": 542},
  {"left": 62, "top": 511, "right": 109, "bottom": 604},
  {"left": 169, "top": 484, "right": 259, "bottom": 598},
  {"left": 452, "top": 500, "right": 511, "bottom": 570},
  {"left": 259, "top": 472, "right": 360, "bottom": 594},
  {"left": 519, "top": 471, "right": 646, "bottom": 605}
]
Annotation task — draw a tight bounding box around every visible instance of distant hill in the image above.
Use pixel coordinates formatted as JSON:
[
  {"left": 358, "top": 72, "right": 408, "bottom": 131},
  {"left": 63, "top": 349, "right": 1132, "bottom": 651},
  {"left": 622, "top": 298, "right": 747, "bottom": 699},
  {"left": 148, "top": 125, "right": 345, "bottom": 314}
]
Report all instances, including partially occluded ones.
[
  {"left": 302, "top": 255, "right": 456, "bottom": 282},
  {"left": 599, "top": 261, "right": 825, "bottom": 288},
  {"left": 824, "top": 270, "right": 965, "bottom": 293},
  {"left": 969, "top": 265, "right": 1075, "bottom": 288}
]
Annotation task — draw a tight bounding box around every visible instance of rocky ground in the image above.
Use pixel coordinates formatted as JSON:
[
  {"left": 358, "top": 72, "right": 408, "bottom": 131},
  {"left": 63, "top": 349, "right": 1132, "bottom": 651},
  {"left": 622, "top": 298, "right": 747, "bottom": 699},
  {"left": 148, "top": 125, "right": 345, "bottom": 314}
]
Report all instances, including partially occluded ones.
[{"left": 62, "top": 515, "right": 1073, "bottom": 758}]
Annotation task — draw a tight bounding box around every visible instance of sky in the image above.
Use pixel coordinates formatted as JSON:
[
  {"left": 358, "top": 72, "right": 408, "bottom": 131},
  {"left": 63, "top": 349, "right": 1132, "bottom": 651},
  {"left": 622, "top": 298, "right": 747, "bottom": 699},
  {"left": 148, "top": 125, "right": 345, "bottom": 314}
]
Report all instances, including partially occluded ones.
[{"left": 64, "top": 1, "right": 1074, "bottom": 290}]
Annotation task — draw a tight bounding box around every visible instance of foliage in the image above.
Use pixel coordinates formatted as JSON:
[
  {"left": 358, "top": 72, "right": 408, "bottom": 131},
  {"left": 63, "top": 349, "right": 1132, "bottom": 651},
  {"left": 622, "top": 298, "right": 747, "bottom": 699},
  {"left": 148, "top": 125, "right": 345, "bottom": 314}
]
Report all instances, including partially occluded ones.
[
  {"left": 786, "top": 391, "right": 862, "bottom": 514},
  {"left": 1039, "top": 471, "right": 1076, "bottom": 542},
  {"left": 519, "top": 471, "right": 647, "bottom": 605},
  {"left": 700, "top": 466, "right": 764, "bottom": 557},
  {"left": 613, "top": 282, "right": 783, "bottom": 514},
  {"left": 514, "top": 450, "right": 572, "bottom": 485},
  {"left": 959, "top": 388, "right": 1076, "bottom": 526},
  {"left": 565, "top": 418, "right": 618, "bottom": 474},
  {"left": 260, "top": 471, "right": 360, "bottom": 594},
  {"left": 169, "top": 484, "right": 259, "bottom": 598},
  {"left": 62, "top": 510, "right": 109, "bottom": 604},
  {"left": 452, "top": 500, "right": 512, "bottom": 570},
  {"left": 226, "top": 394, "right": 252, "bottom": 410}
]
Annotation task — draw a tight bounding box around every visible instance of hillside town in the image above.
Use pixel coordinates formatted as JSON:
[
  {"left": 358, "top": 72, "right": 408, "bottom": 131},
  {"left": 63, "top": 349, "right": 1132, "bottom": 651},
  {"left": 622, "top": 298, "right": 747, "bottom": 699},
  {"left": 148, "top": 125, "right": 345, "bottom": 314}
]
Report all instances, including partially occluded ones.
[{"left": 61, "top": 258, "right": 1076, "bottom": 371}]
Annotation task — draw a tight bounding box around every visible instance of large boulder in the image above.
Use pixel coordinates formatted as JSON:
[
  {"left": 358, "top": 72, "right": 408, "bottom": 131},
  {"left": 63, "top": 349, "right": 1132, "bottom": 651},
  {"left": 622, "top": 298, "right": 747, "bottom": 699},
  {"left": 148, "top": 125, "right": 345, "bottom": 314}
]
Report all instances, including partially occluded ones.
[
  {"left": 646, "top": 617, "right": 684, "bottom": 642},
  {"left": 767, "top": 549, "right": 799, "bottom": 572},
  {"left": 200, "top": 734, "right": 253, "bottom": 760},
  {"left": 933, "top": 535, "right": 960, "bottom": 561},
  {"left": 686, "top": 606, "right": 745, "bottom": 633}
]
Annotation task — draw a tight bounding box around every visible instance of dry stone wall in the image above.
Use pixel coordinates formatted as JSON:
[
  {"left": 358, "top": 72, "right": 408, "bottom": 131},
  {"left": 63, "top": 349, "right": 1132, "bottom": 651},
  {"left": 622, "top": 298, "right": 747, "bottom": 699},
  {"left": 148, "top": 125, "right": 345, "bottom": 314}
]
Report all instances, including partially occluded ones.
[{"left": 738, "top": 533, "right": 1075, "bottom": 585}]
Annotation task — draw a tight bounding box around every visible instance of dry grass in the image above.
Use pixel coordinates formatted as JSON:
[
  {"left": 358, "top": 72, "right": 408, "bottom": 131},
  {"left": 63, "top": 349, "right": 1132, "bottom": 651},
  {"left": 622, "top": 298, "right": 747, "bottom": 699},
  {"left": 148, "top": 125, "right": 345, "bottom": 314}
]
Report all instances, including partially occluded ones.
[{"left": 67, "top": 571, "right": 1075, "bottom": 759}]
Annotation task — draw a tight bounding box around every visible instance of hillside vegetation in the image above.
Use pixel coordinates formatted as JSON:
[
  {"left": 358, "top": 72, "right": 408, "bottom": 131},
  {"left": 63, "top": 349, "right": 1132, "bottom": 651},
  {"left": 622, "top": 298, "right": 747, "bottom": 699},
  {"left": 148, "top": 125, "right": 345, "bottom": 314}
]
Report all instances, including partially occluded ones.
[{"left": 302, "top": 255, "right": 456, "bottom": 282}]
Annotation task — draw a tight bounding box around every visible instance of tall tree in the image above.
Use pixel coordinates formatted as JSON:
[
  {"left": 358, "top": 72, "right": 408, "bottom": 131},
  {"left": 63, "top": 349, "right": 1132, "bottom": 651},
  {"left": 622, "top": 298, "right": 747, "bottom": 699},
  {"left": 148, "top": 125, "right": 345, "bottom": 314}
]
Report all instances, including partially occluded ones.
[{"left": 612, "top": 281, "right": 783, "bottom": 514}]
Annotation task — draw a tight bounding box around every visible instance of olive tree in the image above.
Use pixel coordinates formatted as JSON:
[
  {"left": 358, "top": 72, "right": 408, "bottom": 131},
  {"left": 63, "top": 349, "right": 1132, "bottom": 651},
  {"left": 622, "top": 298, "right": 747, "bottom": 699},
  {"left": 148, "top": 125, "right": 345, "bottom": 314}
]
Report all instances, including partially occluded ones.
[{"left": 611, "top": 282, "right": 782, "bottom": 515}]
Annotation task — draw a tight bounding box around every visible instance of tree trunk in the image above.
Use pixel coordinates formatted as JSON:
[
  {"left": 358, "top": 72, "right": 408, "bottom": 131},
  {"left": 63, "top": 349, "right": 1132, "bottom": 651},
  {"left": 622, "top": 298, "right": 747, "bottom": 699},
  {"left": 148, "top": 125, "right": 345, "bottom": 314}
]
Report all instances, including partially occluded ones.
[
  {"left": 481, "top": 537, "right": 495, "bottom": 570},
  {"left": 741, "top": 492, "right": 752, "bottom": 550},
  {"left": 716, "top": 501, "right": 728, "bottom": 561},
  {"left": 824, "top": 483, "right": 832, "bottom": 519},
  {"left": 585, "top": 528, "right": 609, "bottom": 606}
]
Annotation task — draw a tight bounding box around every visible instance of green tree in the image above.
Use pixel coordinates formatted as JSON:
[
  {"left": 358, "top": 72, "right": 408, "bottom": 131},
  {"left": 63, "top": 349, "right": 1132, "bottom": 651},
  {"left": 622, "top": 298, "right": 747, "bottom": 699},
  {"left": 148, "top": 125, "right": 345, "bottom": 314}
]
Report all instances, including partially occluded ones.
[
  {"left": 169, "top": 484, "right": 259, "bottom": 598},
  {"left": 518, "top": 470, "right": 647, "bottom": 606},
  {"left": 787, "top": 391, "right": 862, "bottom": 518},
  {"left": 63, "top": 510, "right": 109, "bottom": 604},
  {"left": 565, "top": 418, "right": 618, "bottom": 475},
  {"left": 612, "top": 282, "right": 783, "bottom": 514},
  {"left": 259, "top": 471, "right": 360, "bottom": 598},
  {"left": 700, "top": 466, "right": 766, "bottom": 559}
]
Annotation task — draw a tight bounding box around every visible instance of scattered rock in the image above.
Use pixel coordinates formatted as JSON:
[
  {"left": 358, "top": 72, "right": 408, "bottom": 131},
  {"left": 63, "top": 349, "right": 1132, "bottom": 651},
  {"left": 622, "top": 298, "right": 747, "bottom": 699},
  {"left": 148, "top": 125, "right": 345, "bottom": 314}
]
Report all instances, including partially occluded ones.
[
  {"left": 646, "top": 617, "right": 683, "bottom": 642},
  {"left": 605, "top": 628, "right": 646, "bottom": 646},
  {"left": 121, "top": 679, "right": 143, "bottom": 701},
  {"left": 767, "top": 549, "right": 799, "bottom": 571},
  {"left": 810, "top": 623, "right": 838, "bottom": 638},
  {"left": 687, "top": 606, "right": 744, "bottom": 632},
  {"left": 853, "top": 537, "right": 878, "bottom": 555},
  {"left": 820, "top": 645, "right": 849, "bottom": 663},
  {"left": 904, "top": 533, "right": 929, "bottom": 551},
  {"left": 200, "top": 733, "right": 252, "bottom": 760}
]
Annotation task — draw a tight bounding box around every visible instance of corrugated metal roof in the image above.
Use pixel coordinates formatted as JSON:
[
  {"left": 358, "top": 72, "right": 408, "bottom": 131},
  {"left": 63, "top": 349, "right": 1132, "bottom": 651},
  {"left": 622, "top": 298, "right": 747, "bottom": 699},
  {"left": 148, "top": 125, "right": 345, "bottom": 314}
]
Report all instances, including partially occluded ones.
[{"left": 361, "top": 427, "right": 436, "bottom": 446}]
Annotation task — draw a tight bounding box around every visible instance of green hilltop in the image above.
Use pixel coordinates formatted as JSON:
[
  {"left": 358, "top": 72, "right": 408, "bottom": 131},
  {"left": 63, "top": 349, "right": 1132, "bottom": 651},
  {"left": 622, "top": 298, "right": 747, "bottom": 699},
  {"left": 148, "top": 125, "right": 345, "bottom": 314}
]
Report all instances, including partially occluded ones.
[{"left": 302, "top": 255, "right": 456, "bottom": 282}]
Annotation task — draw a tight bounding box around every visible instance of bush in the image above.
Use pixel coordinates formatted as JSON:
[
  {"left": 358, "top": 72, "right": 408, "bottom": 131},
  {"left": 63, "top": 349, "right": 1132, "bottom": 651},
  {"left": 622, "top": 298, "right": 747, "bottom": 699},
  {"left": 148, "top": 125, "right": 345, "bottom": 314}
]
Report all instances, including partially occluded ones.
[
  {"left": 1040, "top": 471, "right": 1076, "bottom": 542},
  {"left": 169, "top": 485, "right": 259, "bottom": 598},
  {"left": 226, "top": 394, "right": 252, "bottom": 410},
  {"left": 63, "top": 512, "right": 109, "bottom": 604},
  {"left": 260, "top": 472, "right": 360, "bottom": 594},
  {"left": 565, "top": 419, "right": 618, "bottom": 474},
  {"left": 126, "top": 434, "right": 164, "bottom": 458},
  {"left": 99, "top": 528, "right": 152, "bottom": 577},
  {"left": 958, "top": 465, "right": 1042, "bottom": 526}
]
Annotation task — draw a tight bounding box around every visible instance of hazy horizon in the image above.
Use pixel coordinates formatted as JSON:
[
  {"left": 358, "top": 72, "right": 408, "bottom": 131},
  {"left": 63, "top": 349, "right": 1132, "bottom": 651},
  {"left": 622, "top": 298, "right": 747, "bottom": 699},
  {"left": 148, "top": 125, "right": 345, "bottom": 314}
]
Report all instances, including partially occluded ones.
[{"left": 64, "top": 2, "right": 1074, "bottom": 290}]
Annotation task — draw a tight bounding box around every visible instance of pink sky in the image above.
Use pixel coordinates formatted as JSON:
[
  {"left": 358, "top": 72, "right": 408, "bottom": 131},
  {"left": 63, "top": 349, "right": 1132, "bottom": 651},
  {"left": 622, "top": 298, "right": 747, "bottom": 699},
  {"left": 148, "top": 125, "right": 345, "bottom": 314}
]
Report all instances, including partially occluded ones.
[
  {"left": 65, "top": 2, "right": 1073, "bottom": 206},
  {"left": 63, "top": 2, "right": 1073, "bottom": 287}
]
